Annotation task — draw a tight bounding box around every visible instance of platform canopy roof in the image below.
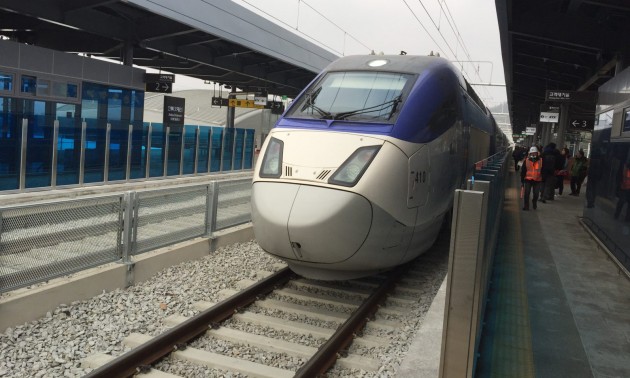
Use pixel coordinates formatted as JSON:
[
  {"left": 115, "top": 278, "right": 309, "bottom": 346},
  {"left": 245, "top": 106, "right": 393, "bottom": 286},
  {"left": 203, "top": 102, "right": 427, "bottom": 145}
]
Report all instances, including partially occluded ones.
[
  {"left": 495, "top": 0, "right": 630, "bottom": 135},
  {"left": 0, "top": 0, "right": 339, "bottom": 97}
]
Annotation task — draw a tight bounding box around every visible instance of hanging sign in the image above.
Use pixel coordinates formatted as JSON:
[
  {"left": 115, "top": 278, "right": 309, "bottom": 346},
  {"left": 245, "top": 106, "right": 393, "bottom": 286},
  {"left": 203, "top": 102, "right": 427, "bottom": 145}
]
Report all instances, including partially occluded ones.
[{"left": 540, "top": 112, "right": 559, "bottom": 123}]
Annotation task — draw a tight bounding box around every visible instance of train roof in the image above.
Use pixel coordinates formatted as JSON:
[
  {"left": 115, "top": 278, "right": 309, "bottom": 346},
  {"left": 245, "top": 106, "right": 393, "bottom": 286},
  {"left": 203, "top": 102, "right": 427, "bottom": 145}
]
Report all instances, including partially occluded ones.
[{"left": 323, "top": 55, "right": 466, "bottom": 87}]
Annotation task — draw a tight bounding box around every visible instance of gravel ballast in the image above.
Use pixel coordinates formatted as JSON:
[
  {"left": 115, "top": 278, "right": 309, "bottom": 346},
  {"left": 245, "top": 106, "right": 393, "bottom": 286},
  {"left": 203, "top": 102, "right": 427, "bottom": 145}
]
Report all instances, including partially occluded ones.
[{"left": 0, "top": 241, "right": 447, "bottom": 378}]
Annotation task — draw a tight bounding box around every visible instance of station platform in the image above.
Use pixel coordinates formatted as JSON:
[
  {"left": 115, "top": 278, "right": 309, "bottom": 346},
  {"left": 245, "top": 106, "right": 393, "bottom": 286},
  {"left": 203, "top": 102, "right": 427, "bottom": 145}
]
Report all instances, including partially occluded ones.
[{"left": 398, "top": 168, "right": 630, "bottom": 377}]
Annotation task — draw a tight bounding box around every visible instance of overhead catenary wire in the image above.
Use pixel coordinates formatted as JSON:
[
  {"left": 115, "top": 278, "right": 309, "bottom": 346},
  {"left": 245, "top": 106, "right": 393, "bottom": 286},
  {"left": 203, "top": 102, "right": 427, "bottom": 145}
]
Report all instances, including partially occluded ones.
[
  {"left": 437, "top": 0, "right": 495, "bottom": 101},
  {"left": 414, "top": 0, "right": 460, "bottom": 60},
  {"left": 239, "top": 0, "right": 500, "bottom": 108},
  {"left": 300, "top": 1, "right": 373, "bottom": 53},
  {"left": 403, "top": 0, "right": 492, "bottom": 104},
  {"left": 239, "top": 0, "right": 372, "bottom": 55},
  {"left": 401, "top": 0, "right": 450, "bottom": 59},
  {"left": 404, "top": 0, "right": 480, "bottom": 90}
]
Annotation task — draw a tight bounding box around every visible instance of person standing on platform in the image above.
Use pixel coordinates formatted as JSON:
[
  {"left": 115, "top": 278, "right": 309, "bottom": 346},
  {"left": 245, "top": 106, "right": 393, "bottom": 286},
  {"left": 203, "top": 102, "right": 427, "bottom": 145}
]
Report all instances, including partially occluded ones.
[
  {"left": 614, "top": 158, "right": 630, "bottom": 221},
  {"left": 541, "top": 143, "right": 561, "bottom": 202},
  {"left": 556, "top": 147, "right": 570, "bottom": 195},
  {"left": 521, "top": 146, "right": 543, "bottom": 211},
  {"left": 512, "top": 146, "right": 526, "bottom": 171},
  {"left": 570, "top": 150, "right": 588, "bottom": 196}
]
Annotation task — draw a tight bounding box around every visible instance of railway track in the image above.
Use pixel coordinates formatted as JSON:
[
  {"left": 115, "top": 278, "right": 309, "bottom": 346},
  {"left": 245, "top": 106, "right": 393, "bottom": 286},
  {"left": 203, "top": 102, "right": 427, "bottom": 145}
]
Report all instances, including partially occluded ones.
[{"left": 82, "top": 257, "right": 441, "bottom": 378}]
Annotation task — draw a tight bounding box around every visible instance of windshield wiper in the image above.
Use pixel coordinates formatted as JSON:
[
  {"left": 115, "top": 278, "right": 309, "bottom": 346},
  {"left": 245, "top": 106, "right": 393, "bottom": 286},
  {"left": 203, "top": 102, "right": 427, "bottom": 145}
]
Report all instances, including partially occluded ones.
[
  {"left": 333, "top": 96, "right": 402, "bottom": 120},
  {"left": 299, "top": 88, "right": 334, "bottom": 119},
  {"left": 305, "top": 102, "right": 334, "bottom": 119}
]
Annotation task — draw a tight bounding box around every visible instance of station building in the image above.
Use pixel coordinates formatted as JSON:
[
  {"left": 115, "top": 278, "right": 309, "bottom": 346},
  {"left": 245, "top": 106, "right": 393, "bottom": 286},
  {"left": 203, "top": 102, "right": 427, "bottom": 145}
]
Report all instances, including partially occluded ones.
[{"left": 0, "top": 40, "right": 257, "bottom": 192}]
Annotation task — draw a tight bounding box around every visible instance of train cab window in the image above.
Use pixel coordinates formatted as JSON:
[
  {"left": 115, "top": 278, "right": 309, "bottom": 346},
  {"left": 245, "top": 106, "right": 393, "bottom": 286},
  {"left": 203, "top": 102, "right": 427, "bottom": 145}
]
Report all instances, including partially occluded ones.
[{"left": 288, "top": 71, "right": 412, "bottom": 122}]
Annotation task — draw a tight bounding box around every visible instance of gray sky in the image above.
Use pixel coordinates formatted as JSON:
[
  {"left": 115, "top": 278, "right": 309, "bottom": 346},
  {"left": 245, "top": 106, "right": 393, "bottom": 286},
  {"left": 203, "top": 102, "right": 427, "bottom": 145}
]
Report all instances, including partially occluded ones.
[{"left": 174, "top": 0, "right": 507, "bottom": 109}]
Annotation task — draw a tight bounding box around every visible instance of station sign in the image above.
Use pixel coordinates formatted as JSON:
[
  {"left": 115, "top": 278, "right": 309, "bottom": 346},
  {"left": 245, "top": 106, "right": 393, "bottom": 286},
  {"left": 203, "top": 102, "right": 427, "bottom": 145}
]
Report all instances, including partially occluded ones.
[
  {"left": 163, "top": 96, "right": 185, "bottom": 129},
  {"left": 146, "top": 73, "right": 175, "bottom": 93},
  {"left": 270, "top": 101, "right": 285, "bottom": 115},
  {"left": 229, "top": 98, "right": 265, "bottom": 109},
  {"left": 211, "top": 97, "right": 229, "bottom": 107},
  {"left": 525, "top": 126, "right": 536, "bottom": 135},
  {"left": 545, "top": 90, "right": 596, "bottom": 103},
  {"left": 568, "top": 118, "right": 594, "bottom": 131},
  {"left": 228, "top": 98, "right": 285, "bottom": 113},
  {"left": 540, "top": 112, "right": 559, "bottom": 123},
  {"left": 254, "top": 91, "right": 268, "bottom": 106}
]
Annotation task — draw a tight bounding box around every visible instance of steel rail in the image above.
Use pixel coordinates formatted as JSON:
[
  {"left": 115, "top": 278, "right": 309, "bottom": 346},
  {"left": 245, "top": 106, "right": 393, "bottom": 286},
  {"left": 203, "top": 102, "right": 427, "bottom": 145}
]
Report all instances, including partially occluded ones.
[
  {"left": 84, "top": 267, "right": 293, "bottom": 378},
  {"left": 294, "top": 263, "right": 410, "bottom": 377}
]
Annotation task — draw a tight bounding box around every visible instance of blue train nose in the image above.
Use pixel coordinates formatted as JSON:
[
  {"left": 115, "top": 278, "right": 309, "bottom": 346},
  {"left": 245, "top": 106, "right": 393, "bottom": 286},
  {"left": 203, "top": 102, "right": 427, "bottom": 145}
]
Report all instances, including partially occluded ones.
[{"left": 252, "top": 182, "right": 373, "bottom": 263}]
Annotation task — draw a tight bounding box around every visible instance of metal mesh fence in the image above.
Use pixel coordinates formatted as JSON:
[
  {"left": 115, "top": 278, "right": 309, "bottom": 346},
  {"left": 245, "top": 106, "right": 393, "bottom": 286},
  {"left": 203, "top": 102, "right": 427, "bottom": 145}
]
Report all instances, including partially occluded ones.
[
  {"left": 215, "top": 178, "right": 252, "bottom": 231},
  {"left": 0, "top": 177, "right": 254, "bottom": 293},
  {"left": 0, "top": 195, "right": 124, "bottom": 293},
  {"left": 133, "top": 185, "right": 209, "bottom": 254}
]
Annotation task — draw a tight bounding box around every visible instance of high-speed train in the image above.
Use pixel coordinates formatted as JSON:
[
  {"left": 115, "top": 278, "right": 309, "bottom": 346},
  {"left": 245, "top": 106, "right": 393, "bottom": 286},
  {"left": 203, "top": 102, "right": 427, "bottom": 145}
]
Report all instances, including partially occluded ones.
[{"left": 252, "top": 54, "right": 506, "bottom": 280}]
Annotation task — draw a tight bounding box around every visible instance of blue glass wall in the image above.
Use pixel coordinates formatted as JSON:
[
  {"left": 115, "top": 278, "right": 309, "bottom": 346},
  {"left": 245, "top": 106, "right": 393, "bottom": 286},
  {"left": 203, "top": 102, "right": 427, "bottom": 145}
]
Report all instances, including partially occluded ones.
[
  {"left": 83, "top": 118, "right": 105, "bottom": 183},
  {"left": 149, "top": 123, "right": 165, "bottom": 177},
  {"left": 56, "top": 104, "right": 80, "bottom": 186},
  {"left": 24, "top": 101, "right": 53, "bottom": 189},
  {"left": 222, "top": 128, "right": 234, "bottom": 171},
  {"left": 211, "top": 127, "right": 223, "bottom": 172},
  {"left": 107, "top": 88, "right": 127, "bottom": 182},
  {"left": 1, "top": 86, "right": 254, "bottom": 192},
  {"left": 233, "top": 128, "right": 244, "bottom": 170},
  {"left": 129, "top": 121, "right": 148, "bottom": 180},
  {"left": 183, "top": 125, "right": 197, "bottom": 175},
  {"left": 197, "top": 126, "right": 210, "bottom": 173},
  {"left": 108, "top": 120, "right": 128, "bottom": 181},
  {"left": 82, "top": 83, "right": 107, "bottom": 184},
  {"left": 244, "top": 129, "right": 255, "bottom": 169},
  {"left": 166, "top": 126, "right": 182, "bottom": 176},
  {"left": 0, "top": 97, "right": 20, "bottom": 190}
]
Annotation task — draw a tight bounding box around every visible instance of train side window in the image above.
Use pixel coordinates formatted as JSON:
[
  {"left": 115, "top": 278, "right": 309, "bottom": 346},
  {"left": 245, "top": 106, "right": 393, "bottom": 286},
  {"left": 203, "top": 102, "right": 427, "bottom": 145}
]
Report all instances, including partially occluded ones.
[{"left": 427, "top": 95, "right": 458, "bottom": 135}]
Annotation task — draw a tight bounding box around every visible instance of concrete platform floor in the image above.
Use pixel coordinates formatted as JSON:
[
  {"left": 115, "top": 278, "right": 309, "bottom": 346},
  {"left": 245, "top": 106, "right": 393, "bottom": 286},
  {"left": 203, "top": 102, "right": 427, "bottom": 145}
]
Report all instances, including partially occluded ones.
[{"left": 397, "top": 170, "right": 630, "bottom": 377}]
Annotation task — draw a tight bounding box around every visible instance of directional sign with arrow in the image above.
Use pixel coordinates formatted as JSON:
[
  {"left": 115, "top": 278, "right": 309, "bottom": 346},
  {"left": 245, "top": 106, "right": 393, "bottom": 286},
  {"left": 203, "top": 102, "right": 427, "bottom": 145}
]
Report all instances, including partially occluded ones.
[
  {"left": 145, "top": 73, "right": 175, "bottom": 93},
  {"left": 569, "top": 119, "right": 594, "bottom": 130},
  {"left": 211, "top": 97, "right": 229, "bottom": 107},
  {"left": 146, "top": 82, "right": 171, "bottom": 93}
]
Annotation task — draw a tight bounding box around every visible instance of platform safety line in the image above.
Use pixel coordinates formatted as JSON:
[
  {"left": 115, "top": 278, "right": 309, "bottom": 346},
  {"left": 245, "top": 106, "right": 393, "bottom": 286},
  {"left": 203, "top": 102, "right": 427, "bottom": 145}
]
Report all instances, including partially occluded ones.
[{"left": 489, "top": 176, "right": 535, "bottom": 377}]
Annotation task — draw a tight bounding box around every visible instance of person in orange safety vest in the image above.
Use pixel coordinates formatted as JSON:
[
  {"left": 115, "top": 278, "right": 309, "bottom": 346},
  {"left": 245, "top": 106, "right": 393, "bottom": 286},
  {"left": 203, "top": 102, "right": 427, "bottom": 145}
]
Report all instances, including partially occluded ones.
[
  {"left": 520, "top": 146, "right": 543, "bottom": 211},
  {"left": 614, "top": 158, "right": 630, "bottom": 221}
]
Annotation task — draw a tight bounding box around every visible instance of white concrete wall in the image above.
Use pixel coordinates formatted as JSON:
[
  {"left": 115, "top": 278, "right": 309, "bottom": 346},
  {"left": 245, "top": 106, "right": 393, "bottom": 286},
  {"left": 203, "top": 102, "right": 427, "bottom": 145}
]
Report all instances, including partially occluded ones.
[{"left": 0, "top": 225, "right": 254, "bottom": 331}]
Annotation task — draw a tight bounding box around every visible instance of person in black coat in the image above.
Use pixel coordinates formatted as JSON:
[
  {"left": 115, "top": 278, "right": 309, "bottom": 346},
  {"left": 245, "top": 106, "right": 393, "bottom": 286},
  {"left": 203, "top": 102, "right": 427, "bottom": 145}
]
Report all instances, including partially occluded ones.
[{"left": 541, "top": 143, "right": 564, "bottom": 202}]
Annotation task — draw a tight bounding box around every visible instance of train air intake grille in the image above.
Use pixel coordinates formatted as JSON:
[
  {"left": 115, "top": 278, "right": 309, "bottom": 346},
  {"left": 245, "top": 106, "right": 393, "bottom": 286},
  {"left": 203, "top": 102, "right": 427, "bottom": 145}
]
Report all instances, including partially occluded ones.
[
  {"left": 316, "top": 170, "right": 331, "bottom": 180},
  {"left": 285, "top": 166, "right": 293, "bottom": 177}
]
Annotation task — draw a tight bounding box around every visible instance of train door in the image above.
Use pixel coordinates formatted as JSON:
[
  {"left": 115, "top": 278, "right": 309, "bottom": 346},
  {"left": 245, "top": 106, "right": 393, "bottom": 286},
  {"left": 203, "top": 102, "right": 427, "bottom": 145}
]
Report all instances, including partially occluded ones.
[{"left": 407, "top": 146, "right": 429, "bottom": 207}]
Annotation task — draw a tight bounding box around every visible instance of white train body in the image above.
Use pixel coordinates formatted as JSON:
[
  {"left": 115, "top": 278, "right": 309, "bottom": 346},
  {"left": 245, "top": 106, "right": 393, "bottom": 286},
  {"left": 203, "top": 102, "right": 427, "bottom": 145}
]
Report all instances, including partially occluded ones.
[{"left": 252, "top": 55, "right": 503, "bottom": 279}]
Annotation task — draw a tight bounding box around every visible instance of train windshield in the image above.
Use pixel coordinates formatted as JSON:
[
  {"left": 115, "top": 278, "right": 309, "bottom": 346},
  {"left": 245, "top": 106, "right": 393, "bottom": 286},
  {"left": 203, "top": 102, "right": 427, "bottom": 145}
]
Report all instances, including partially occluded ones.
[{"left": 287, "top": 71, "right": 412, "bottom": 122}]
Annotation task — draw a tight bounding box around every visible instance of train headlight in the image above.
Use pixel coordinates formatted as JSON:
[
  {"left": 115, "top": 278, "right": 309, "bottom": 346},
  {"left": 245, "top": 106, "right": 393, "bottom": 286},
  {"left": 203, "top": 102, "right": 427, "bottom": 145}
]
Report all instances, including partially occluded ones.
[
  {"left": 328, "top": 145, "right": 381, "bottom": 187},
  {"left": 260, "top": 137, "right": 283, "bottom": 178}
]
